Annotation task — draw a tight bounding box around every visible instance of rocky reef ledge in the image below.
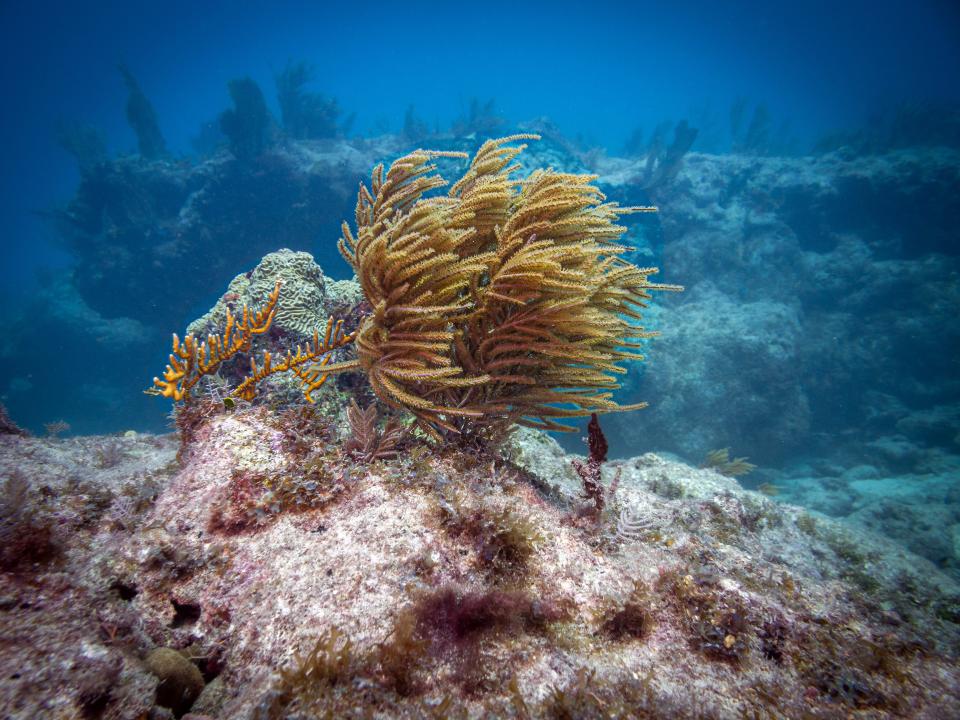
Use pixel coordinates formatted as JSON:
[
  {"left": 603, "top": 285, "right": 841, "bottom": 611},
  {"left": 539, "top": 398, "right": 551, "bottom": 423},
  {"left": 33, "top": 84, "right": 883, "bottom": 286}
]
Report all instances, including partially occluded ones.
[{"left": 1, "top": 408, "right": 958, "bottom": 719}]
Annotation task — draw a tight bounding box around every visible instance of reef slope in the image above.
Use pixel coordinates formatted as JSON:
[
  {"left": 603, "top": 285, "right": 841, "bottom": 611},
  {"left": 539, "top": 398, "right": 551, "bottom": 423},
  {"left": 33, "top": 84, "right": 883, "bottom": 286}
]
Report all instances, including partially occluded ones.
[{"left": 1, "top": 409, "right": 958, "bottom": 718}]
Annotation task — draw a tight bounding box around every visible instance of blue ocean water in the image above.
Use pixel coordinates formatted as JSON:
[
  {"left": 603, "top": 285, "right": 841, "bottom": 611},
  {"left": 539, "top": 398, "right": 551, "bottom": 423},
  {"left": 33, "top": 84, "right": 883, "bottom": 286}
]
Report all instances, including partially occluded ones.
[
  {"left": 3, "top": 0, "right": 958, "bottom": 295},
  {"left": 0, "top": 1, "right": 958, "bottom": 568}
]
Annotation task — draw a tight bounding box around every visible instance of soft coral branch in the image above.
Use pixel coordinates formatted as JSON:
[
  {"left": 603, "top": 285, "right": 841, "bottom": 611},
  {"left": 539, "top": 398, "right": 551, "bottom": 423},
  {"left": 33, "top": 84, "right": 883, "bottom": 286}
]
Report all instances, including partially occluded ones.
[{"left": 150, "top": 281, "right": 355, "bottom": 403}]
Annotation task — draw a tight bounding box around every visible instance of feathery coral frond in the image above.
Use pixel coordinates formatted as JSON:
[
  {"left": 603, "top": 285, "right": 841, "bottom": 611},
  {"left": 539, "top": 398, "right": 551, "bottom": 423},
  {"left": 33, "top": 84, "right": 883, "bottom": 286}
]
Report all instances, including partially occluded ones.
[
  {"left": 701, "top": 448, "right": 757, "bottom": 477},
  {"left": 328, "top": 135, "right": 682, "bottom": 438},
  {"left": 343, "top": 400, "right": 405, "bottom": 462}
]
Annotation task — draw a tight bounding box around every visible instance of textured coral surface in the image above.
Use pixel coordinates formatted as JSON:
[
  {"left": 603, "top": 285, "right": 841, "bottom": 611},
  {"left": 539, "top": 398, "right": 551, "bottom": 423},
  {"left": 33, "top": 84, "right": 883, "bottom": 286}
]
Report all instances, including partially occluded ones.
[{"left": 1, "top": 407, "right": 958, "bottom": 718}]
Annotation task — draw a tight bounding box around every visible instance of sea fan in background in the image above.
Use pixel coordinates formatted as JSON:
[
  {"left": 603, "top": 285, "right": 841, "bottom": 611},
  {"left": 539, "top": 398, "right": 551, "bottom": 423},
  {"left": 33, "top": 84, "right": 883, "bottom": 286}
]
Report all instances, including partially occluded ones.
[{"left": 275, "top": 60, "right": 341, "bottom": 139}]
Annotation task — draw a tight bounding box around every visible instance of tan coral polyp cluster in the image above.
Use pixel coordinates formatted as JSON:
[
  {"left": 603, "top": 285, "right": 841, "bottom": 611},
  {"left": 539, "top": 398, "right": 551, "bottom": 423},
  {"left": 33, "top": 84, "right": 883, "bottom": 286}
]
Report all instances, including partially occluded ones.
[{"left": 324, "top": 135, "right": 681, "bottom": 437}]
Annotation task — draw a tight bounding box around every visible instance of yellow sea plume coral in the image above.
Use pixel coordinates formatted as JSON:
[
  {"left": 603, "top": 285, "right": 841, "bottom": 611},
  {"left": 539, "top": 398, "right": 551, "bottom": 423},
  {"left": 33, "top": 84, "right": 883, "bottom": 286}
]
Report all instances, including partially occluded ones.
[{"left": 321, "top": 134, "right": 681, "bottom": 437}]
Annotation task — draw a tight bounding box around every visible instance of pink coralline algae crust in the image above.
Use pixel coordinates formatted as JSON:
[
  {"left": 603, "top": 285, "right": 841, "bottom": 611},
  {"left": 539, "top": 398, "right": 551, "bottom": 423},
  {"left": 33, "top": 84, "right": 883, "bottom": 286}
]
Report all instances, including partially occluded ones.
[{"left": 0, "top": 408, "right": 958, "bottom": 719}]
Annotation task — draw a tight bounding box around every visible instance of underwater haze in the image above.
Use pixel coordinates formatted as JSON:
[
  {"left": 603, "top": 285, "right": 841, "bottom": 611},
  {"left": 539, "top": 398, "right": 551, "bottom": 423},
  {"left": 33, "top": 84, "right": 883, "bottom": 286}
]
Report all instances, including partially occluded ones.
[
  {"left": 3, "top": 0, "right": 960, "bottom": 290},
  {"left": 1, "top": 1, "right": 960, "bottom": 717},
  {"left": 1, "top": 0, "right": 958, "bottom": 429}
]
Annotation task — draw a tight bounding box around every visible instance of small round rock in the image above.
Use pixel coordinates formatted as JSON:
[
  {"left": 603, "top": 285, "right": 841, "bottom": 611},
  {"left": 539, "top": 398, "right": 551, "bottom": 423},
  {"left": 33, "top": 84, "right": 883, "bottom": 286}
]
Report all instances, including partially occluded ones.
[{"left": 145, "top": 647, "right": 205, "bottom": 714}]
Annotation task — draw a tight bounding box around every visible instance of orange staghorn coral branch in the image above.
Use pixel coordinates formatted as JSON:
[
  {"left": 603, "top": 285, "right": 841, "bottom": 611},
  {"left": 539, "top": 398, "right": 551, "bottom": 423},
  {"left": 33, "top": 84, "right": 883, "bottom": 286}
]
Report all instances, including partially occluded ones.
[
  {"left": 150, "top": 282, "right": 356, "bottom": 404},
  {"left": 233, "top": 317, "right": 356, "bottom": 402},
  {"left": 151, "top": 281, "right": 282, "bottom": 401}
]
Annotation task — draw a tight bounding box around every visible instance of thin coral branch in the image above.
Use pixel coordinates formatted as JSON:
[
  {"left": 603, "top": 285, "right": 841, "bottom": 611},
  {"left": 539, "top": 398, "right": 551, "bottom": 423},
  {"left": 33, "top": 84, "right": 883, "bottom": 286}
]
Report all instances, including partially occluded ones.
[
  {"left": 151, "top": 282, "right": 355, "bottom": 404},
  {"left": 572, "top": 413, "right": 610, "bottom": 516},
  {"left": 233, "top": 316, "right": 355, "bottom": 402},
  {"left": 151, "top": 281, "right": 282, "bottom": 402}
]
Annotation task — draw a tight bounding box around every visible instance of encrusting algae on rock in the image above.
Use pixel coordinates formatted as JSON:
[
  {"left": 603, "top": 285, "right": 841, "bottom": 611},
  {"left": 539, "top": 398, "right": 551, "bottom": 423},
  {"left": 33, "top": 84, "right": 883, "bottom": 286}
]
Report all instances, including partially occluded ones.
[{"left": 3, "top": 400, "right": 959, "bottom": 718}]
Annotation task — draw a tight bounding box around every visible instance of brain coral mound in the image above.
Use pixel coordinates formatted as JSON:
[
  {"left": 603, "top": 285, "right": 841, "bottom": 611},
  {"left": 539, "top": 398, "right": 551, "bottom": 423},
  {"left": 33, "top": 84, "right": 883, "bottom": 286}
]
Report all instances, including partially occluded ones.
[{"left": 187, "top": 249, "right": 361, "bottom": 340}]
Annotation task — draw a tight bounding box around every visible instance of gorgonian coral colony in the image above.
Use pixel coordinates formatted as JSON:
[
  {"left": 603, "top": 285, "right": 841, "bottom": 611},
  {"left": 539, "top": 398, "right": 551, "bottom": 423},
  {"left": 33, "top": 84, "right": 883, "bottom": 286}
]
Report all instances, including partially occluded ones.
[{"left": 154, "top": 135, "right": 681, "bottom": 438}]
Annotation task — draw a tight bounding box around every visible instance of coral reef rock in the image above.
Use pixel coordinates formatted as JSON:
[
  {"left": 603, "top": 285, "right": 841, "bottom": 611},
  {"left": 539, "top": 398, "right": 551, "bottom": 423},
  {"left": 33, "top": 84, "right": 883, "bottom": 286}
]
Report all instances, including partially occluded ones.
[
  {"left": 600, "top": 147, "right": 960, "bottom": 470},
  {"left": 1, "top": 407, "right": 957, "bottom": 718}
]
